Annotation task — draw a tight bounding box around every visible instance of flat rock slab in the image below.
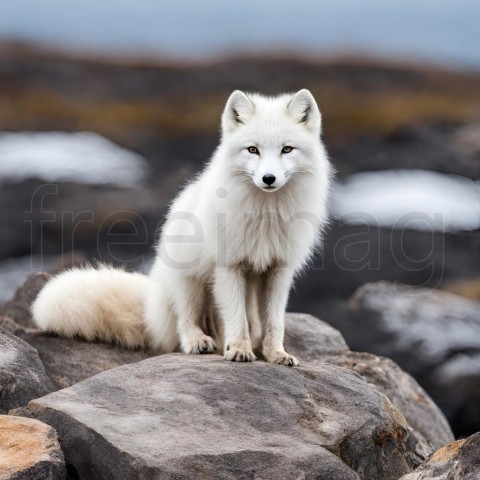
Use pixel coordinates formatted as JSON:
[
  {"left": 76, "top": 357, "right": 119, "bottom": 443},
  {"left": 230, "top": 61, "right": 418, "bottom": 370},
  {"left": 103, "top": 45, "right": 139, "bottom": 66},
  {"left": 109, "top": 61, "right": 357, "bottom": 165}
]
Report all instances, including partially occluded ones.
[
  {"left": 17, "top": 354, "right": 423, "bottom": 480},
  {"left": 0, "top": 415, "right": 65, "bottom": 480},
  {"left": 0, "top": 329, "right": 55, "bottom": 413},
  {"left": 400, "top": 432, "right": 480, "bottom": 480}
]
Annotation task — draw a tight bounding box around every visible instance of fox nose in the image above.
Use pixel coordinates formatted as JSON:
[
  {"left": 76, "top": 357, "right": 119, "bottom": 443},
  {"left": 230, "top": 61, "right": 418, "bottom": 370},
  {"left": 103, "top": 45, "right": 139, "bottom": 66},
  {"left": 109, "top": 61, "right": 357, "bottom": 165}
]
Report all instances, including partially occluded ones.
[{"left": 262, "top": 174, "right": 276, "bottom": 186}]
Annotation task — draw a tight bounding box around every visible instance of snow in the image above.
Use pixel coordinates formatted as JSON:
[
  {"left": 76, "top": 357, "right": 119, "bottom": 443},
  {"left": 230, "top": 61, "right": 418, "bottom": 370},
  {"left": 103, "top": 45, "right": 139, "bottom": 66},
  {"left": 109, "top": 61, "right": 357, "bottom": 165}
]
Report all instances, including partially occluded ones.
[
  {"left": 435, "top": 353, "right": 480, "bottom": 382},
  {"left": 332, "top": 170, "right": 480, "bottom": 232},
  {"left": 0, "top": 131, "right": 148, "bottom": 187}
]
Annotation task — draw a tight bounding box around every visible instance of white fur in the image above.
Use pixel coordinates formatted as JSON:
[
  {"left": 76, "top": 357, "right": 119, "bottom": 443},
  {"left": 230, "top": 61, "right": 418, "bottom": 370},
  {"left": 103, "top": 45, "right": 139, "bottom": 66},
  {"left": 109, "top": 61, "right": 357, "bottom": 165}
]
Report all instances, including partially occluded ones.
[
  {"left": 32, "top": 266, "right": 149, "bottom": 348},
  {"left": 32, "top": 90, "right": 332, "bottom": 365}
]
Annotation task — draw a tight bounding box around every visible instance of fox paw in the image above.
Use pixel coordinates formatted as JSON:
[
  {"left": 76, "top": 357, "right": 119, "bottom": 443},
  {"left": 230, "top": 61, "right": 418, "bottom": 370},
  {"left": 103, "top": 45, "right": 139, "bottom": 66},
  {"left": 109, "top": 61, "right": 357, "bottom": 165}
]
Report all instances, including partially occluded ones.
[
  {"left": 224, "top": 342, "right": 256, "bottom": 362},
  {"left": 183, "top": 335, "right": 216, "bottom": 355},
  {"left": 264, "top": 349, "right": 299, "bottom": 367}
]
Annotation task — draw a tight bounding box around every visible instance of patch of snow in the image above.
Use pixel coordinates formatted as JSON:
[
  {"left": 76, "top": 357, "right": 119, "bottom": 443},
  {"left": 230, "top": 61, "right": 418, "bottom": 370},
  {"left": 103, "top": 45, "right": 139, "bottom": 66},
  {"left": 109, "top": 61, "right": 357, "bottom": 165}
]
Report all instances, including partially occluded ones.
[
  {"left": 0, "top": 131, "right": 148, "bottom": 187},
  {"left": 332, "top": 170, "right": 480, "bottom": 232},
  {"left": 434, "top": 353, "right": 480, "bottom": 383},
  {"left": 360, "top": 284, "right": 480, "bottom": 363}
]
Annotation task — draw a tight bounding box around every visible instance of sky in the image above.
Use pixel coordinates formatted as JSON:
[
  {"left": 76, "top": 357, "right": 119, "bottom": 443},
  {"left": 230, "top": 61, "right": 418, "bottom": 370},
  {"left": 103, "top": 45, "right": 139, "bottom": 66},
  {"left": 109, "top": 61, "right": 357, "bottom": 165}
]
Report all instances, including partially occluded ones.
[{"left": 1, "top": 0, "right": 480, "bottom": 68}]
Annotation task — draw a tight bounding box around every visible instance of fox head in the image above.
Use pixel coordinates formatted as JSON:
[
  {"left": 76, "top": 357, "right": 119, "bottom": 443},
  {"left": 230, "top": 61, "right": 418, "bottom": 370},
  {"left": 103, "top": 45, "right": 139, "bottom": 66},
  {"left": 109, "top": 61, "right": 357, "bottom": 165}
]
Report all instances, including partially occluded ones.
[{"left": 219, "top": 89, "right": 323, "bottom": 193}]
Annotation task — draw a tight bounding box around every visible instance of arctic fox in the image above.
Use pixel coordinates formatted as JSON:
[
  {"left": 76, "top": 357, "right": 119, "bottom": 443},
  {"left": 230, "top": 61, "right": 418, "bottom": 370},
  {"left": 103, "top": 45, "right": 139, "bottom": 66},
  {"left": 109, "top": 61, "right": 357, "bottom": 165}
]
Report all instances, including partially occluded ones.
[{"left": 32, "top": 89, "right": 332, "bottom": 365}]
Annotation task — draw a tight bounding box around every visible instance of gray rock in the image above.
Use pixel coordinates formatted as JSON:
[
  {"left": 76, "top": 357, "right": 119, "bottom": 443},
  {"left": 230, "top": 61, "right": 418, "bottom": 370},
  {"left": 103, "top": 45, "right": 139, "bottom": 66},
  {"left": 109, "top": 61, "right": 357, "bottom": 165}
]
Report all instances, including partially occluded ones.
[
  {"left": 0, "top": 414, "right": 66, "bottom": 480},
  {"left": 16, "top": 354, "right": 425, "bottom": 480},
  {"left": 0, "top": 272, "right": 52, "bottom": 328},
  {"left": 321, "top": 352, "right": 453, "bottom": 457},
  {"left": 0, "top": 328, "right": 55, "bottom": 413},
  {"left": 347, "top": 281, "right": 480, "bottom": 436},
  {"left": 399, "top": 432, "right": 480, "bottom": 480},
  {"left": 17, "top": 329, "right": 153, "bottom": 389},
  {"left": 0, "top": 316, "right": 23, "bottom": 335},
  {"left": 284, "top": 312, "right": 349, "bottom": 358},
  {"left": 284, "top": 314, "right": 454, "bottom": 454}
]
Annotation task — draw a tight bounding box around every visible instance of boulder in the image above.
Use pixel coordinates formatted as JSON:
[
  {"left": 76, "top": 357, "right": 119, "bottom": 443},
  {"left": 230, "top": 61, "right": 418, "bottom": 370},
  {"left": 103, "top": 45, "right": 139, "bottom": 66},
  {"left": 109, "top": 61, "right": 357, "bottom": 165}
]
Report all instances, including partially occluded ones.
[
  {"left": 0, "top": 415, "right": 66, "bottom": 480},
  {"left": 0, "top": 272, "right": 52, "bottom": 328},
  {"left": 284, "top": 312, "right": 349, "bottom": 357},
  {"left": 0, "top": 328, "right": 55, "bottom": 413},
  {"left": 16, "top": 354, "right": 424, "bottom": 480},
  {"left": 399, "top": 432, "right": 480, "bottom": 480},
  {"left": 347, "top": 281, "right": 480, "bottom": 436},
  {"left": 321, "top": 352, "right": 453, "bottom": 457},
  {"left": 17, "top": 329, "right": 153, "bottom": 389},
  {"left": 285, "top": 315, "right": 454, "bottom": 455}
]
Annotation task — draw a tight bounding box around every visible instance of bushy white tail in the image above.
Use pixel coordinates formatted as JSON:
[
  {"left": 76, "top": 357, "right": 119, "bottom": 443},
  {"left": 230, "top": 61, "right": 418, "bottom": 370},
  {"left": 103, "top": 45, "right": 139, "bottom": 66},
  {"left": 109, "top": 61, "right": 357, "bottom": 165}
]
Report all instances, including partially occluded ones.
[{"left": 31, "top": 266, "right": 150, "bottom": 349}]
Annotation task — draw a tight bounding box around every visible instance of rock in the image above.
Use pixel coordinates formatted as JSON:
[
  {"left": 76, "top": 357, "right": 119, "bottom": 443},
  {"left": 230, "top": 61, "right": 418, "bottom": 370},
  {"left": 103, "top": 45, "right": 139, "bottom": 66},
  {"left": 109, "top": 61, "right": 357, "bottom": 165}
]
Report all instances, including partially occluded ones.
[
  {"left": 0, "top": 415, "right": 66, "bottom": 480},
  {"left": 348, "top": 282, "right": 480, "bottom": 375},
  {"left": 321, "top": 352, "right": 453, "bottom": 457},
  {"left": 0, "top": 328, "right": 55, "bottom": 413},
  {"left": 284, "top": 316, "right": 454, "bottom": 454},
  {"left": 17, "top": 330, "right": 153, "bottom": 389},
  {"left": 283, "top": 312, "right": 349, "bottom": 358},
  {"left": 0, "top": 272, "right": 52, "bottom": 328},
  {"left": 3, "top": 272, "right": 453, "bottom": 467},
  {"left": 399, "top": 432, "right": 480, "bottom": 480},
  {"left": 16, "top": 354, "right": 425, "bottom": 480},
  {"left": 0, "top": 316, "right": 23, "bottom": 335},
  {"left": 346, "top": 281, "right": 480, "bottom": 437}
]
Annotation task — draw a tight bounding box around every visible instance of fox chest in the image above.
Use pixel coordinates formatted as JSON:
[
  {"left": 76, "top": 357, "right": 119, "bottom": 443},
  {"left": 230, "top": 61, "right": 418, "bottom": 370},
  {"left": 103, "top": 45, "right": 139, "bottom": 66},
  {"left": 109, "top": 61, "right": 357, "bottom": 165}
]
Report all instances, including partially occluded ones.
[{"left": 221, "top": 211, "right": 309, "bottom": 271}]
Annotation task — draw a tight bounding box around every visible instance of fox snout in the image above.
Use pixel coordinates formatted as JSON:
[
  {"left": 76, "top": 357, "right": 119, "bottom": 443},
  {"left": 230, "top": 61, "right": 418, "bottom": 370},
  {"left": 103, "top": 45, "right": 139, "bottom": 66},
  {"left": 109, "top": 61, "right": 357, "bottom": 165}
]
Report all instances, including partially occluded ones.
[
  {"left": 254, "top": 170, "right": 287, "bottom": 192},
  {"left": 262, "top": 174, "right": 276, "bottom": 186}
]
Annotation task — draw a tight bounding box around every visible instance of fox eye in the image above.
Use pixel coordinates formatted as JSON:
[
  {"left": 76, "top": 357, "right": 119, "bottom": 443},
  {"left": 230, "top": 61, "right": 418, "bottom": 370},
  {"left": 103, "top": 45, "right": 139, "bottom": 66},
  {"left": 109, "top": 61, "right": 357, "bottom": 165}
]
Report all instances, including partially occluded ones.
[
  {"left": 282, "top": 146, "right": 294, "bottom": 154},
  {"left": 248, "top": 146, "right": 260, "bottom": 155}
]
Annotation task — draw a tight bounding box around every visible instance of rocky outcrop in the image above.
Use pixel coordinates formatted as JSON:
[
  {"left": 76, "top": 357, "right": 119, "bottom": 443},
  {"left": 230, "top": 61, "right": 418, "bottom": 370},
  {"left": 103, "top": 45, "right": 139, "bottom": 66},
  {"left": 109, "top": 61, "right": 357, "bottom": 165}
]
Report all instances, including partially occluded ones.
[
  {"left": 0, "top": 328, "right": 55, "bottom": 413},
  {"left": 346, "top": 281, "right": 480, "bottom": 436},
  {"left": 399, "top": 432, "right": 480, "bottom": 480},
  {"left": 0, "top": 415, "right": 66, "bottom": 480},
  {"left": 16, "top": 354, "right": 427, "bottom": 480},
  {"left": 4, "top": 273, "right": 455, "bottom": 479}
]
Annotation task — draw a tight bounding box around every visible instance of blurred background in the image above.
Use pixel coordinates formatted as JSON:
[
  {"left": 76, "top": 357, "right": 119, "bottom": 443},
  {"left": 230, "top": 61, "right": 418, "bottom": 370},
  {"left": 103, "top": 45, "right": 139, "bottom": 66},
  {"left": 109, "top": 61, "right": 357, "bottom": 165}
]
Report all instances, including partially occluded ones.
[{"left": 0, "top": 0, "right": 479, "bottom": 437}]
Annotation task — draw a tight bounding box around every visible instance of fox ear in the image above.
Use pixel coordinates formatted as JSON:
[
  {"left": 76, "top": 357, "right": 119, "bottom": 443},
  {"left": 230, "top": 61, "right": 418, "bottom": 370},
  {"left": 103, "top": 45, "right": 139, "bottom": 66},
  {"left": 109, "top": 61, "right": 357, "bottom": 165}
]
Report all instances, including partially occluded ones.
[
  {"left": 287, "top": 89, "right": 321, "bottom": 134},
  {"left": 222, "top": 90, "right": 255, "bottom": 134}
]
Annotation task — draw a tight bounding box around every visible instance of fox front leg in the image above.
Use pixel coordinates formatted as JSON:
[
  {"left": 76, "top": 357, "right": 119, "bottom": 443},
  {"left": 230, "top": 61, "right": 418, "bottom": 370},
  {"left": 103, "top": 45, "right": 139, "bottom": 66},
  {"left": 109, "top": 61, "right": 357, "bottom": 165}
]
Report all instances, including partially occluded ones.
[
  {"left": 261, "top": 267, "right": 299, "bottom": 366},
  {"left": 214, "top": 267, "right": 256, "bottom": 362}
]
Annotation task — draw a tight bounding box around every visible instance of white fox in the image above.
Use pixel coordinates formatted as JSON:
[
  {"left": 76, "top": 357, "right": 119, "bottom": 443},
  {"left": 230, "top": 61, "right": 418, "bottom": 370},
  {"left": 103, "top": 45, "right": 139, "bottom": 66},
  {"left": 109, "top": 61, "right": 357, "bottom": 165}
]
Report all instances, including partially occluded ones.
[{"left": 32, "top": 89, "right": 332, "bottom": 365}]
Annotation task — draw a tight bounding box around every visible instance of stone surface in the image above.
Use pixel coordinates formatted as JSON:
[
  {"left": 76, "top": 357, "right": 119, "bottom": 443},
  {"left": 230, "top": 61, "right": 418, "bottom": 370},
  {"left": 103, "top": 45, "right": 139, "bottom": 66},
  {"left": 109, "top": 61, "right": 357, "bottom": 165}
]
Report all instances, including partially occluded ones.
[
  {"left": 284, "top": 312, "right": 349, "bottom": 358},
  {"left": 284, "top": 315, "right": 454, "bottom": 455},
  {"left": 0, "top": 328, "right": 55, "bottom": 413},
  {"left": 16, "top": 354, "right": 425, "bottom": 480},
  {"left": 321, "top": 352, "right": 453, "bottom": 457},
  {"left": 399, "top": 432, "right": 480, "bottom": 480},
  {"left": 17, "top": 329, "right": 153, "bottom": 389},
  {"left": 0, "top": 415, "right": 66, "bottom": 480},
  {"left": 0, "top": 272, "right": 52, "bottom": 328},
  {"left": 346, "top": 281, "right": 480, "bottom": 436}
]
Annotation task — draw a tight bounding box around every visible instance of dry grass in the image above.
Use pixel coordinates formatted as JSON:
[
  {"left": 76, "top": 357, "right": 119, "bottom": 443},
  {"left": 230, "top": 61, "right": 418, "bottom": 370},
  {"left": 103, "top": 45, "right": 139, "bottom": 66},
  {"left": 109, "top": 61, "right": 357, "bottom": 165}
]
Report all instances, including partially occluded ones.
[{"left": 1, "top": 51, "right": 480, "bottom": 144}]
